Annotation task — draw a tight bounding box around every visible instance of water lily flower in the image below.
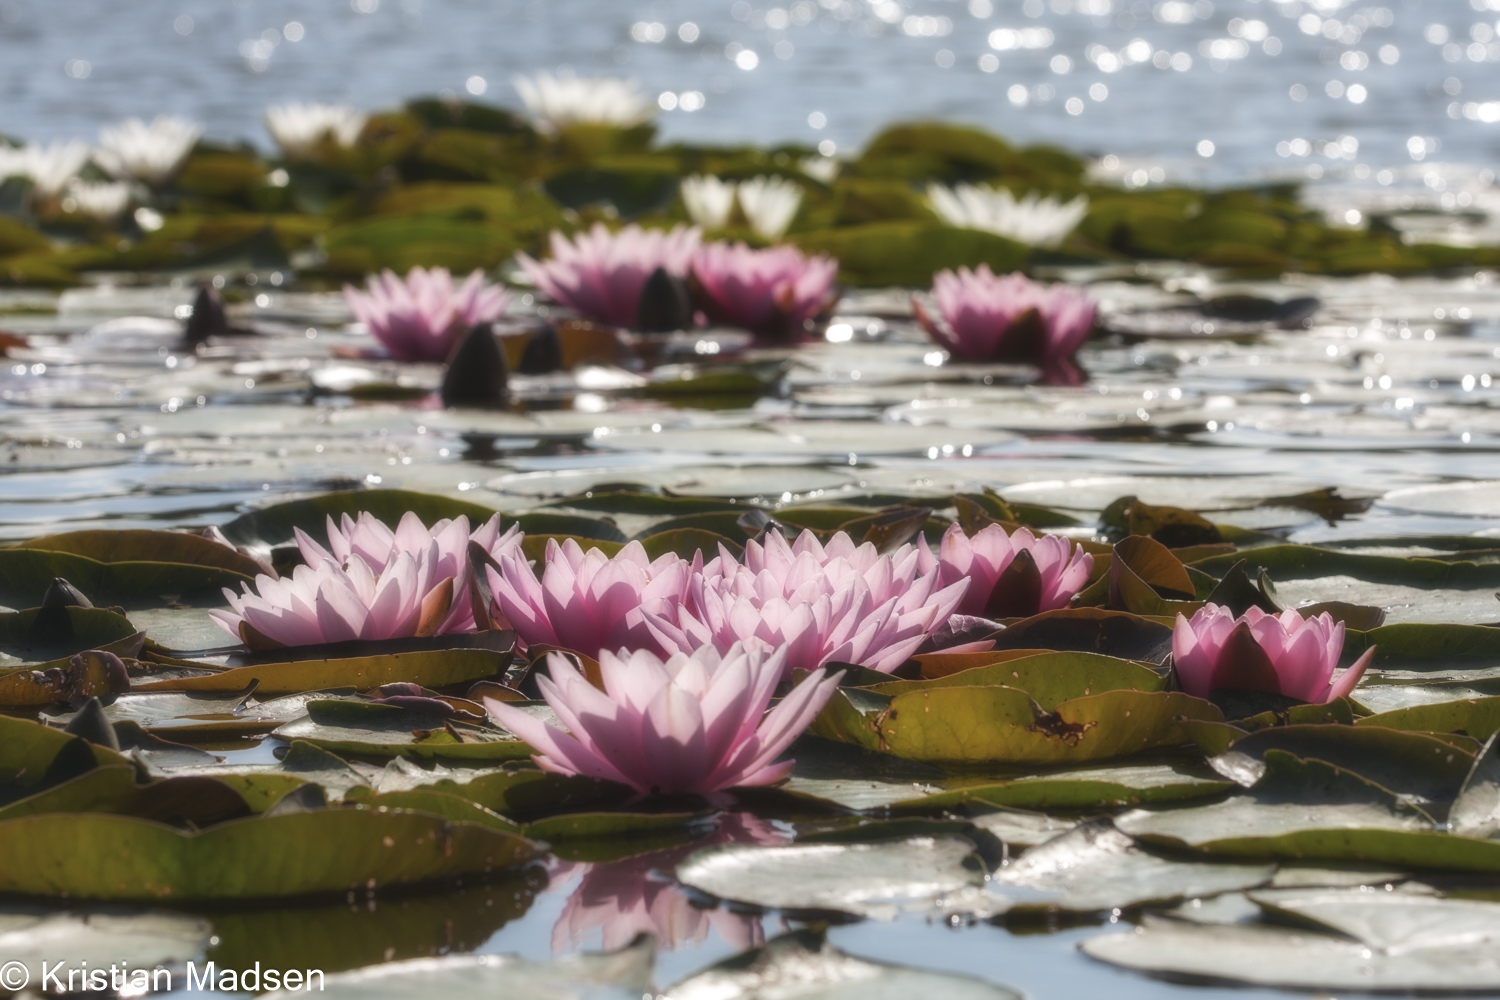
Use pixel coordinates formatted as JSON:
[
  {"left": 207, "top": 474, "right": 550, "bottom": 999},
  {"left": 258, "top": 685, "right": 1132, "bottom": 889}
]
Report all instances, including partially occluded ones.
[
  {"left": 299, "top": 510, "right": 521, "bottom": 634},
  {"left": 936, "top": 523, "right": 1093, "bottom": 618},
  {"left": 0, "top": 140, "right": 91, "bottom": 197},
  {"left": 799, "top": 156, "right": 840, "bottom": 184},
  {"left": 517, "top": 223, "right": 701, "bottom": 328},
  {"left": 343, "top": 266, "right": 510, "bottom": 362},
  {"left": 63, "top": 179, "right": 132, "bottom": 221},
  {"left": 1172, "top": 604, "right": 1375, "bottom": 704},
  {"left": 482, "top": 537, "right": 692, "bottom": 657},
  {"left": 209, "top": 511, "right": 519, "bottom": 647},
  {"left": 927, "top": 183, "right": 1089, "bottom": 248},
  {"left": 646, "top": 530, "right": 968, "bottom": 676},
  {"left": 265, "top": 101, "right": 367, "bottom": 157},
  {"left": 95, "top": 116, "right": 202, "bottom": 187},
  {"left": 680, "top": 175, "right": 737, "bottom": 230},
  {"left": 483, "top": 641, "right": 843, "bottom": 795},
  {"left": 691, "top": 241, "right": 839, "bottom": 338},
  {"left": 735, "top": 175, "right": 803, "bottom": 240},
  {"left": 512, "top": 70, "right": 655, "bottom": 134},
  {"left": 915, "top": 265, "right": 1096, "bottom": 381}
]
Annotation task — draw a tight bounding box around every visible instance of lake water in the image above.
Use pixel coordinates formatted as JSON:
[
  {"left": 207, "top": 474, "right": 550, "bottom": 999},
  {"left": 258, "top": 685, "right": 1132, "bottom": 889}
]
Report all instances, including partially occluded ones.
[
  {"left": 3, "top": 3, "right": 1500, "bottom": 998},
  {"left": 2, "top": 0, "right": 1498, "bottom": 190}
]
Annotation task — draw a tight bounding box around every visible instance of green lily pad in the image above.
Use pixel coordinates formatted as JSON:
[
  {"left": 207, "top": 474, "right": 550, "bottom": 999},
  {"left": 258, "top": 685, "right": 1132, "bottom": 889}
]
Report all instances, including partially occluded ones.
[
  {"left": 870, "top": 651, "right": 1167, "bottom": 710},
  {"left": 0, "top": 807, "right": 540, "bottom": 901},
  {"left": 994, "top": 820, "right": 1275, "bottom": 913},
  {"left": 0, "top": 715, "right": 130, "bottom": 805},
  {"left": 259, "top": 934, "right": 653, "bottom": 1000},
  {"left": 675, "top": 835, "right": 984, "bottom": 919},
  {"left": 0, "top": 606, "right": 141, "bottom": 667},
  {"left": 1216, "top": 724, "right": 1476, "bottom": 805},
  {"left": 216, "top": 488, "right": 623, "bottom": 550},
  {"left": 204, "top": 868, "right": 543, "bottom": 977},
  {"left": 1190, "top": 545, "right": 1500, "bottom": 589},
  {"left": 1449, "top": 733, "right": 1500, "bottom": 839},
  {"left": 813, "top": 685, "right": 1221, "bottom": 766},
  {"left": 0, "top": 909, "right": 212, "bottom": 991},
  {"left": 1082, "top": 893, "right": 1500, "bottom": 993},
  {"left": 1346, "top": 623, "right": 1500, "bottom": 671},
  {"left": 0, "top": 547, "right": 253, "bottom": 609},
  {"left": 272, "top": 708, "right": 532, "bottom": 762},
  {"left": 667, "top": 929, "right": 1024, "bottom": 999},
  {"left": 136, "top": 632, "right": 513, "bottom": 696},
  {"left": 901, "top": 762, "right": 1233, "bottom": 811},
  {"left": 1356, "top": 697, "right": 1500, "bottom": 743},
  {"left": 987, "top": 609, "right": 1174, "bottom": 662},
  {"left": 0, "top": 766, "right": 251, "bottom": 826},
  {"left": 1116, "top": 753, "right": 1500, "bottom": 872}
]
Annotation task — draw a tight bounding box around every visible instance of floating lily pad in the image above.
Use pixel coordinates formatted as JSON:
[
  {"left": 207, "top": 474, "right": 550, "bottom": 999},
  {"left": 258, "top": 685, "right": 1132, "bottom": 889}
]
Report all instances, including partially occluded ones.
[
  {"left": 667, "top": 929, "right": 1024, "bottom": 1000},
  {"left": 870, "top": 651, "right": 1167, "bottom": 710},
  {"left": 0, "top": 807, "right": 540, "bottom": 901},
  {"left": 137, "top": 631, "right": 514, "bottom": 696},
  {"left": 814, "top": 685, "right": 1221, "bottom": 766},
  {"left": 0, "top": 909, "right": 212, "bottom": 990},
  {"left": 994, "top": 820, "right": 1275, "bottom": 913},
  {"left": 0, "top": 606, "right": 141, "bottom": 667},
  {"left": 902, "top": 762, "right": 1232, "bottom": 811},
  {"left": 675, "top": 836, "right": 984, "bottom": 919},
  {"left": 1082, "top": 893, "right": 1500, "bottom": 993},
  {"left": 0, "top": 546, "right": 253, "bottom": 609},
  {"left": 1116, "top": 753, "right": 1500, "bottom": 873},
  {"left": 260, "top": 930, "right": 653, "bottom": 999}
]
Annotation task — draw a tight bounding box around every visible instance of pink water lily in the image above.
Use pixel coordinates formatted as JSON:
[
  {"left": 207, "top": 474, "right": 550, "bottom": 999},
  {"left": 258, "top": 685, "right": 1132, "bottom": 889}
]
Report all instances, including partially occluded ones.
[
  {"left": 484, "top": 642, "right": 842, "bottom": 795},
  {"left": 209, "top": 511, "right": 520, "bottom": 647},
  {"left": 691, "top": 241, "right": 839, "bottom": 339},
  {"left": 343, "top": 267, "right": 509, "bottom": 362},
  {"left": 937, "top": 523, "right": 1093, "bottom": 618},
  {"left": 299, "top": 511, "right": 520, "bottom": 634},
  {"left": 517, "top": 223, "right": 701, "bottom": 328},
  {"left": 483, "top": 537, "right": 693, "bottom": 658},
  {"left": 915, "top": 265, "right": 1096, "bottom": 384},
  {"left": 644, "top": 529, "right": 968, "bottom": 676},
  {"left": 1172, "top": 604, "right": 1375, "bottom": 704}
]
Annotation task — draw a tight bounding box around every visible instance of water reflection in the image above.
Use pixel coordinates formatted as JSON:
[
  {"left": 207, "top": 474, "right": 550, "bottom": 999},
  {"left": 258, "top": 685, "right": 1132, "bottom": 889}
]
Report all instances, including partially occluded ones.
[{"left": 550, "top": 812, "right": 784, "bottom": 955}]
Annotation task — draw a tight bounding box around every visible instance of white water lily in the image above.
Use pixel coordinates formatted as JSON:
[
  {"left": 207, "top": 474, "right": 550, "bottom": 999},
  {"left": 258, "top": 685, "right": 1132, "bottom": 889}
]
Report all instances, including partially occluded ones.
[
  {"left": 265, "top": 102, "right": 367, "bottom": 156},
  {"left": 799, "top": 156, "right": 839, "bottom": 184},
  {"left": 95, "top": 116, "right": 202, "bottom": 187},
  {"left": 736, "top": 175, "right": 803, "bottom": 240},
  {"left": 680, "top": 174, "right": 737, "bottom": 230},
  {"left": 927, "top": 182, "right": 1089, "bottom": 248},
  {"left": 0, "top": 140, "right": 91, "bottom": 197},
  {"left": 63, "top": 179, "right": 132, "bottom": 220},
  {"left": 512, "top": 70, "right": 655, "bottom": 133}
]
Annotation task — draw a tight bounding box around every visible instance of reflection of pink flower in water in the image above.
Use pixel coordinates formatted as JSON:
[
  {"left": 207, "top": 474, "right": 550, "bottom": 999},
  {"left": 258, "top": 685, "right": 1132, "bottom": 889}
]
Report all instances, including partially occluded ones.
[{"left": 551, "top": 812, "right": 784, "bottom": 953}]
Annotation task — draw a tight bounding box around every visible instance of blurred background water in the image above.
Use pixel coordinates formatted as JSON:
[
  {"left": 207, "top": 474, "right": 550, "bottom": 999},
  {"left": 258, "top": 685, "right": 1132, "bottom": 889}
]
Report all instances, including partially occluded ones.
[{"left": 0, "top": 0, "right": 1495, "bottom": 187}]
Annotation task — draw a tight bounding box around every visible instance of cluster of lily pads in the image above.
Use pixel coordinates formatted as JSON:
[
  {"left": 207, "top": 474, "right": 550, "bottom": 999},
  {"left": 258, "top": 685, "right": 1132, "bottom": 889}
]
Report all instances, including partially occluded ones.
[
  {"left": 5, "top": 484, "right": 1500, "bottom": 992},
  {"left": 3, "top": 76, "right": 1497, "bottom": 303}
]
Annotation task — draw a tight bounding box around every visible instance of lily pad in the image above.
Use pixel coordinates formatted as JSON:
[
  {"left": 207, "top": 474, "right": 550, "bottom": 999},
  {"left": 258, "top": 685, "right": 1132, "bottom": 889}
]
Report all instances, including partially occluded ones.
[
  {"left": 813, "top": 685, "right": 1221, "bottom": 765},
  {"left": 675, "top": 835, "right": 984, "bottom": 919},
  {"left": 1116, "top": 753, "right": 1500, "bottom": 873},
  {"left": 261, "top": 933, "right": 653, "bottom": 999},
  {"left": 667, "top": 929, "right": 1024, "bottom": 1000},
  {"left": 1082, "top": 893, "right": 1500, "bottom": 993},
  {"left": 0, "top": 909, "right": 212, "bottom": 990},
  {"left": 994, "top": 820, "right": 1275, "bottom": 913},
  {"left": 902, "top": 762, "right": 1232, "bottom": 811},
  {"left": 136, "top": 631, "right": 514, "bottom": 695},
  {"left": 0, "top": 606, "right": 141, "bottom": 667},
  {"left": 0, "top": 807, "right": 540, "bottom": 901}
]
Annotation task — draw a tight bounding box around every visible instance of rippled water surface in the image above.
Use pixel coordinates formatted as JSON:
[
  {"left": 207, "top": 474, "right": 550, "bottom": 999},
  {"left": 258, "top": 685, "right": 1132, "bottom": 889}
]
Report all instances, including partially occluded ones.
[
  {"left": 2, "top": 0, "right": 1499, "bottom": 185},
  {"left": 4, "top": 248, "right": 1500, "bottom": 1000},
  {"left": 3, "top": 4, "right": 1500, "bottom": 998}
]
